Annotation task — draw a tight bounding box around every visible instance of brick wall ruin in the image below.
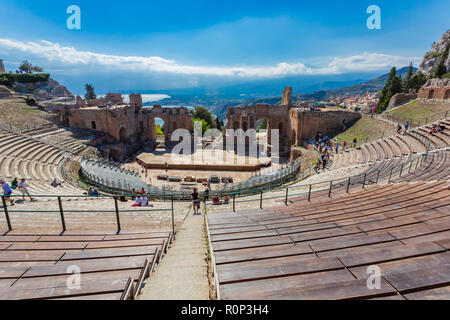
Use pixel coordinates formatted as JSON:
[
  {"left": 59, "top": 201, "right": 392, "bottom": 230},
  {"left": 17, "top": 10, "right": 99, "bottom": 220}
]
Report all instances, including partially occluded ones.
[{"left": 418, "top": 78, "right": 450, "bottom": 100}]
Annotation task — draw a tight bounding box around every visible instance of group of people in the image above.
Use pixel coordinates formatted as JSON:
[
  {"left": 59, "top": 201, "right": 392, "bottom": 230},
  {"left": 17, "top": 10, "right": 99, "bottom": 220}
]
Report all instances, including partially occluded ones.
[
  {"left": 129, "top": 188, "right": 152, "bottom": 207},
  {"left": 429, "top": 123, "right": 446, "bottom": 135},
  {"left": 313, "top": 133, "right": 359, "bottom": 173},
  {"left": 190, "top": 187, "right": 231, "bottom": 215},
  {"left": 397, "top": 121, "right": 409, "bottom": 135},
  {"left": 0, "top": 177, "right": 35, "bottom": 206}
]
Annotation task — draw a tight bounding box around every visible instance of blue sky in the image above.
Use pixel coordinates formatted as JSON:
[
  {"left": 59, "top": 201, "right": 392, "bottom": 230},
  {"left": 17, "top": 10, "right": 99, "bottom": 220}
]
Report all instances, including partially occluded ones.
[{"left": 0, "top": 0, "right": 449, "bottom": 94}]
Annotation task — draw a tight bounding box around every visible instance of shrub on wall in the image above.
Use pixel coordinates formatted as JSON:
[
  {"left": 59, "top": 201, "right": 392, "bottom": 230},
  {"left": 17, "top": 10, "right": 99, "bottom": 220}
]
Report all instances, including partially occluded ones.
[{"left": 0, "top": 73, "right": 50, "bottom": 86}]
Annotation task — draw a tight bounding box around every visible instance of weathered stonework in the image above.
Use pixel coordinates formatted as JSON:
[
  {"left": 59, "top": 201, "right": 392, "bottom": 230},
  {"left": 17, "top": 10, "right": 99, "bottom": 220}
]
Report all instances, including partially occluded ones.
[
  {"left": 68, "top": 93, "right": 194, "bottom": 144},
  {"left": 387, "top": 92, "right": 417, "bottom": 110},
  {"left": 227, "top": 87, "right": 361, "bottom": 157},
  {"left": 281, "top": 86, "right": 292, "bottom": 106},
  {"left": 418, "top": 78, "right": 450, "bottom": 100}
]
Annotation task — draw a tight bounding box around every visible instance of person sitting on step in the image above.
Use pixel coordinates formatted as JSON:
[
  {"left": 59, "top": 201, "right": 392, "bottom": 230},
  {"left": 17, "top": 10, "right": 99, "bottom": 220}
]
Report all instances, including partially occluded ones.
[{"left": 131, "top": 196, "right": 143, "bottom": 207}]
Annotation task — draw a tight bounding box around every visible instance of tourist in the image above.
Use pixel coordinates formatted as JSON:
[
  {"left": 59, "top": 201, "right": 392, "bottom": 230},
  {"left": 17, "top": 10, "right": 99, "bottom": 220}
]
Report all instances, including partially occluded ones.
[
  {"left": 10, "top": 178, "right": 18, "bottom": 190},
  {"left": 140, "top": 188, "right": 146, "bottom": 195},
  {"left": 204, "top": 187, "right": 210, "bottom": 202},
  {"left": 352, "top": 138, "right": 357, "bottom": 149},
  {"left": 51, "top": 179, "right": 63, "bottom": 188},
  {"left": 343, "top": 141, "right": 347, "bottom": 151},
  {"left": 335, "top": 142, "right": 340, "bottom": 154},
  {"left": 191, "top": 188, "right": 200, "bottom": 215},
  {"left": 18, "top": 179, "right": 35, "bottom": 202},
  {"left": 315, "top": 161, "right": 321, "bottom": 173},
  {"left": 141, "top": 161, "right": 145, "bottom": 173},
  {"left": 404, "top": 121, "right": 409, "bottom": 133},
  {"left": 397, "top": 124, "right": 402, "bottom": 134},
  {"left": 0, "top": 178, "right": 14, "bottom": 206},
  {"left": 131, "top": 196, "right": 143, "bottom": 207},
  {"left": 212, "top": 194, "right": 221, "bottom": 205},
  {"left": 438, "top": 124, "right": 445, "bottom": 133},
  {"left": 91, "top": 188, "right": 99, "bottom": 196},
  {"left": 119, "top": 195, "right": 128, "bottom": 202},
  {"left": 131, "top": 188, "right": 137, "bottom": 200},
  {"left": 223, "top": 195, "right": 230, "bottom": 205},
  {"left": 141, "top": 196, "right": 149, "bottom": 207},
  {"left": 165, "top": 162, "right": 169, "bottom": 172}
]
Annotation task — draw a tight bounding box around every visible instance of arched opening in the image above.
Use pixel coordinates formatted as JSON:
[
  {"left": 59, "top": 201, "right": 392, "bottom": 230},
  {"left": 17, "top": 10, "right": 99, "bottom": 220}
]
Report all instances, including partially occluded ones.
[
  {"left": 233, "top": 121, "right": 239, "bottom": 130},
  {"left": 278, "top": 122, "right": 284, "bottom": 135},
  {"left": 91, "top": 121, "right": 97, "bottom": 130},
  {"left": 119, "top": 127, "right": 128, "bottom": 143},
  {"left": 428, "top": 89, "right": 435, "bottom": 99},
  {"left": 154, "top": 117, "right": 166, "bottom": 143},
  {"left": 242, "top": 121, "right": 248, "bottom": 131},
  {"left": 255, "top": 118, "right": 270, "bottom": 157},
  {"left": 444, "top": 89, "right": 450, "bottom": 100}
]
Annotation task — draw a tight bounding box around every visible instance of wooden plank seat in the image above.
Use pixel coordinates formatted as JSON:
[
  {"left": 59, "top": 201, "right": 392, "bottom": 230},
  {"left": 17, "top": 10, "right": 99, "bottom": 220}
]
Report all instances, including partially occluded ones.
[
  {"left": 0, "top": 231, "right": 172, "bottom": 300},
  {"left": 208, "top": 175, "right": 450, "bottom": 299}
]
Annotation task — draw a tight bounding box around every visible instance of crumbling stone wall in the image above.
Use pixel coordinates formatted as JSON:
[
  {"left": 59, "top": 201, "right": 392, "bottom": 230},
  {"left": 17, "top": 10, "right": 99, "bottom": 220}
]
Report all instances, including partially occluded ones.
[
  {"left": 418, "top": 78, "right": 450, "bottom": 100},
  {"left": 387, "top": 92, "right": 417, "bottom": 110},
  {"left": 227, "top": 87, "right": 361, "bottom": 157},
  {"left": 68, "top": 93, "right": 193, "bottom": 144}
]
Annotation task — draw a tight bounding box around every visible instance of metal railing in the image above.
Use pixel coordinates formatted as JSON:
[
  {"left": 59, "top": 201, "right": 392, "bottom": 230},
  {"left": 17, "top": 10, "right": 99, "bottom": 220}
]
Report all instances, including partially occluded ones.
[
  {"left": 203, "top": 150, "right": 431, "bottom": 213},
  {"left": 382, "top": 111, "right": 449, "bottom": 130},
  {"left": 0, "top": 193, "right": 177, "bottom": 237}
]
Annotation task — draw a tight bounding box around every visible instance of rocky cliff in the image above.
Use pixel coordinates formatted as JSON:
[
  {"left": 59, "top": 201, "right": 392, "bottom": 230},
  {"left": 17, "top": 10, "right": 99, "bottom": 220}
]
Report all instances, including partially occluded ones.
[
  {"left": 2, "top": 76, "right": 77, "bottom": 113},
  {"left": 419, "top": 30, "right": 450, "bottom": 76}
]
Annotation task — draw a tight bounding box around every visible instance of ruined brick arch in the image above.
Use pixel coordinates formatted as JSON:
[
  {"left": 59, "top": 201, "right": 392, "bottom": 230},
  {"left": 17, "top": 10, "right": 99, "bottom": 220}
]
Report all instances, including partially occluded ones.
[
  {"left": 119, "top": 127, "right": 129, "bottom": 143},
  {"left": 445, "top": 89, "right": 450, "bottom": 100},
  {"left": 428, "top": 89, "right": 435, "bottom": 99}
]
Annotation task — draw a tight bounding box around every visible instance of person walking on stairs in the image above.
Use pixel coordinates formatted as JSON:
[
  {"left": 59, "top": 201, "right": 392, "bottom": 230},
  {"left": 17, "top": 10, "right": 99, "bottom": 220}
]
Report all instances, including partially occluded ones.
[
  {"left": 191, "top": 188, "right": 200, "bottom": 215},
  {"left": 0, "top": 178, "right": 14, "bottom": 206}
]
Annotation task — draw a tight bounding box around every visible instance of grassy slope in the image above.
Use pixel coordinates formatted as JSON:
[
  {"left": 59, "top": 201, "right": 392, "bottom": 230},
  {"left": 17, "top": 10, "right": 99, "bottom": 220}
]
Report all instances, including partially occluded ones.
[
  {"left": 385, "top": 100, "right": 450, "bottom": 125},
  {"left": 334, "top": 115, "right": 397, "bottom": 144},
  {"left": 0, "top": 98, "right": 54, "bottom": 129}
]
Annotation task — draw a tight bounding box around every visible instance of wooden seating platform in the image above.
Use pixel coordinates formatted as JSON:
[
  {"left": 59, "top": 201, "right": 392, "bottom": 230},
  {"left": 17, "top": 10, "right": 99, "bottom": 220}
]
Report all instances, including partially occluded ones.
[
  {"left": 207, "top": 180, "right": 450, "bottom": 300},
  {"left": 0, "top": 231, "right": 173, "bottom": 300}
]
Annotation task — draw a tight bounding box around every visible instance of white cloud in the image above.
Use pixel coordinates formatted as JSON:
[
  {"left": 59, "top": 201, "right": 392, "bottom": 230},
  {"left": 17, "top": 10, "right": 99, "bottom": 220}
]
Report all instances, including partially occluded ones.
[{"left": 0, "top": 38, "right": 421, "bottom": 77}]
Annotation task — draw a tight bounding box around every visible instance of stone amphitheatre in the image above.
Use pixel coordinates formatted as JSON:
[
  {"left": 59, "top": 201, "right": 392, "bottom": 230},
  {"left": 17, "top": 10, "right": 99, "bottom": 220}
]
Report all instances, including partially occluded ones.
[{"left": 0, "top": 66, "right": 450, "bottom": 300}]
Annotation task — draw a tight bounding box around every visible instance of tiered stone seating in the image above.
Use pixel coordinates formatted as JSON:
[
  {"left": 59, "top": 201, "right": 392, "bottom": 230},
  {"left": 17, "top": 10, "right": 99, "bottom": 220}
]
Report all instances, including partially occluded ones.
[
  {"left": 396, "top": 150, "right": 450, "bottom": 182},
  {"left": 207, "top": 180, "right": 450, "bottom": 300},
  {"left": 328, "top": 123, "right": 445, "bottom": 171},
  {"left": 0, "top": 231, "right": 173, "bottom": 300},
  {"left": 0, "top": 128, "right": 85, "bottom": 195}
]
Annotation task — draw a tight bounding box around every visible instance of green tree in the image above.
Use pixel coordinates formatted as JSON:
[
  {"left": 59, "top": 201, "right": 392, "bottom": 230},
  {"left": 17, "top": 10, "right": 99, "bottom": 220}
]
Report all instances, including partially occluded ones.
[
  {"left": 376, "top": 67, "right": 397, "bottom": 114},
  {"left": 256, "top": 119, "right": 267, "bottom": 132},
  {"left": 19, "top": 60, "right": 33, "bottom": 73},
  {"left": 190, "top": 106, "right": 215, "bottom": 128},
  {"left": 193, "top": 118, "right": 210, "bottom": 134},
  {"left": 403, "top": 62, "right": 414, "bottom": 91},
  {"left": 156, "top": 124, "right": 164, "bottom": 136},
  {"left": 18, "top": 60, "right": 43, "bottom": 73},
  {"left": 84, "top": 83, "right": 97, "bottom": 101},
  {"left": 214, "top": 117, "right": 224, "bottom": 131},
  {"left": 410, "top": 71, "right": 428, "bottom": 91}
]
